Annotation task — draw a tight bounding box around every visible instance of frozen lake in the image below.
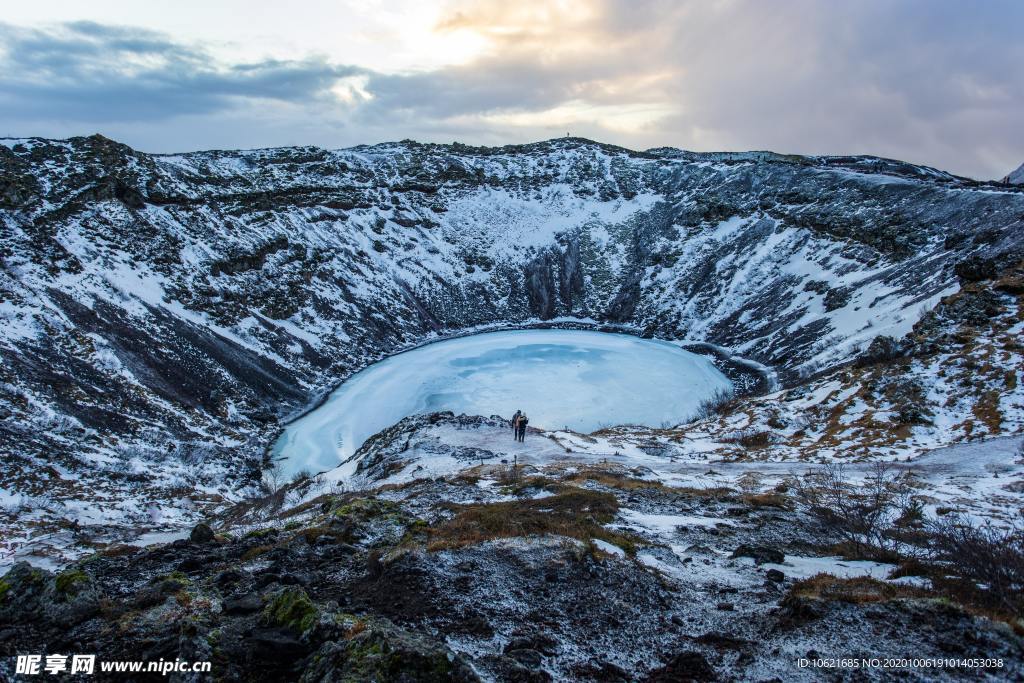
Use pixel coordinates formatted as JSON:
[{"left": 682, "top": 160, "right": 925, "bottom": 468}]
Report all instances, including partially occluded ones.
[{"left": 272, "top": 329, "right": 732, "bottom": 477}]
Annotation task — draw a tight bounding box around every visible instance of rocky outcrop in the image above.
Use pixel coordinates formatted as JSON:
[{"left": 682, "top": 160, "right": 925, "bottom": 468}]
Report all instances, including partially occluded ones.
[
  {"left": 0, "top": 562, "right": 101, "bottom": 628},
  {"left": 523, "top": 250, "right": 559, "bottom": 320},
  {"left": 301, "top": 620, "right": 480, "bottom": 683}
]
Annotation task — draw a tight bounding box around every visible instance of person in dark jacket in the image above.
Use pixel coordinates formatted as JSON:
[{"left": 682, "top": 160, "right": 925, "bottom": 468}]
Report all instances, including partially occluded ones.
[
  {"left": 517, "top": 413, "right": 529, "bottom": 442},
  {"left": 511, "top": 410, "right": 521, "bottom": 439}
]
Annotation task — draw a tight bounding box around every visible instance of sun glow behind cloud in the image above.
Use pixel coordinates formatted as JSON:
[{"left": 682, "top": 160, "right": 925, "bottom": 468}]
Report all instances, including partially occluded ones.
[
  {"left": 479, "top": 101, "right": 678, "bottom": 135},
  {"left": 0, "top": 0, "right": 1021, "bottom": 179}
]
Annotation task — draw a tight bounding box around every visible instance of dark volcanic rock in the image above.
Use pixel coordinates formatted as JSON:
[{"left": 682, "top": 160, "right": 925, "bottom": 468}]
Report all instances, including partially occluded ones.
[
  {"left": 644, "top": 651, "right": 716, "bottom": 682},
  {"left": 731, "top": 544, "right": 785, "bottom": 565},
  {"left": 0, "top": 563, "right": 100, "bottom": 628},
  {"left": 0, "top": 478, "right": 1020, "bottom": 682},
  {"left": 856, "top": 334, "right": 904, "bottom": 366},
  {"left": 3, "top": 134, "right": 1024, "bottom": 644},
  {"left": 190, "top": 522, "right": 216, "bottom": 543},
  {"left": 955, "top": 255, "right": 998, "bottom": 281},
  {"left": 223, "top": 592, "right": 263, "bottom": 614},
  {"left": 299, "top": 619, "right": 479, "bottom": 683}
]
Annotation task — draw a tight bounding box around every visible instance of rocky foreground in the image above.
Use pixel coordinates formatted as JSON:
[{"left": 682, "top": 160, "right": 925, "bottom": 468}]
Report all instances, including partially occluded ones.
[{"left": 2, "top": 454, "right": 1021, "bottom": 682}]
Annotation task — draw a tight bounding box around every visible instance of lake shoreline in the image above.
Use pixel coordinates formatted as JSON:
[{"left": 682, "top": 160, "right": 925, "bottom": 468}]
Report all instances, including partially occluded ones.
[{"left": 268, "top": 325, "right": 770, "bottom": 475}]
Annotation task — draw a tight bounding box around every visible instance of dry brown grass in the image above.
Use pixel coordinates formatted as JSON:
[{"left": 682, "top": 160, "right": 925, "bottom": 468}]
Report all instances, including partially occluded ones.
[
  {"left": 450, "top": 469, "right": 483, "bottom": 486},
  {"left": 888, "top": 558, "right": 932, "bottom": 580},
  {"left": 240, "top": 544, "right": 274, "bottom": 562},
  {"left": 503, "top": 475, "right": 561, "bottom": 495},
  {"left": 722, "top": 430, "right": 772, "bottom": 449},
  {"left": 787, "top": 573, "right": 927, "bottom": 605},
  {"left": 972, "top": 389, "right": 1003, "bottom": 433},
  {"left": 96, "top": 543, "right": 142, "bottom": 558},
  {"left": 827, "top": 541, "right": 903, "bottom": 564},
  {"left": 994, "top": 273, "right": 1024, "bottom": 296},
  {"left": 344, "top": 619, "right": 367, "bottom": 639},
  {"left": 374, "top": 478, "right": 432, "bottom": 494},
  {"left": 743, "top": 492, "right": 791, "bottom": 509},
  {"left": 427, "top": 489, "right": 639, "bottom": 554},
  {"left": 278, "top": 494, "right": 336, "bottom": 519},
  {"left": 295, "top": 526, "right": 341, "bottom": 544},
  {"left": 562, "top": 469, "right": 665, "bottom": 491}
]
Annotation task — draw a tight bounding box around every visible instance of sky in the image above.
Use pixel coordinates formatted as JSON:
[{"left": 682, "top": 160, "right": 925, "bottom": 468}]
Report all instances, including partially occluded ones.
[{"left": 0, "top": 0, "right": 1021, "bottom": 179}]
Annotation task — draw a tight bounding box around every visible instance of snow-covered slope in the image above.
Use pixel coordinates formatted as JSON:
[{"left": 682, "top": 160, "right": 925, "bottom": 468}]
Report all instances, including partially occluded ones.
[
  {"left": 1002, "top": 161, "right": 1024, "bottom": 185},
  {"left": 1, "top": 134, "right": 1023, "bottom": 559}
]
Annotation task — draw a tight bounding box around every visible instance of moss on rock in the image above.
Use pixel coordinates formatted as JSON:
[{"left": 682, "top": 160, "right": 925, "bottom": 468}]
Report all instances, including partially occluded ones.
[
  {"left": 54, "top": 570, "right": 89, "bottom": 599},
  {"left": 299, "top": 618, "right": 479, "bottom": 682},
  {"left": 263, "top": 586, "right": 318, "bottom": 634}
]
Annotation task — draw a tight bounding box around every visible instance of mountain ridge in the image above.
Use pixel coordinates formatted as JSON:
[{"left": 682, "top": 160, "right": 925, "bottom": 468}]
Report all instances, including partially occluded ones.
[{"left": 4, "top": 132, "right": 1006, "bottom": 185}]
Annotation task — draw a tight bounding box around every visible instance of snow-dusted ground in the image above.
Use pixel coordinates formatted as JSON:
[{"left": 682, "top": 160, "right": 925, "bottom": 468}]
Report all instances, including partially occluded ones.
[
  {"left": 328, "top": 417, "right": 1023, "bottom": 527},
  {"left": 272, "top": 330, "right": 731, "bottom": 477}
]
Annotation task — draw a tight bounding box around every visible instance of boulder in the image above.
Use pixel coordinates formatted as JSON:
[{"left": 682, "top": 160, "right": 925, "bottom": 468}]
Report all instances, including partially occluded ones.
[
  {"left": 262, "top": 586, "right": 319, "bottom": 634},
  {"left": 47, "top": 568, "right": 101, "bottom": 627},
  {"left": 955, "top": 256, "right": 997, "bottom": 282},
  {"left": 190, "top": 522, "right": 216, "bottom": 544},
  {"left": 731, "top": 544, "right": 785, "bottom": 565},
  {"left": 0, "top": 562, "right": 49, "bottom": 624},
  {"left": 299, "top": 618, "right": 479, "bottom": 682},
  {"left": 856, "top": 335, "right": 904, "bottom": 367},
  {"left": 0, "top": 563, "right": 100, "bottom": 628},
  {"left": 213, "top": 568, "right": 247, "bottom": 588},
  {"left": 245, "top": 627, "right": 310, "bottom": 658},
  {"left": 508, "top": 648, "right": 544, "bottom": 668},
  {"left": 223, "top": 592, "right": 263, "bottom": 615}
]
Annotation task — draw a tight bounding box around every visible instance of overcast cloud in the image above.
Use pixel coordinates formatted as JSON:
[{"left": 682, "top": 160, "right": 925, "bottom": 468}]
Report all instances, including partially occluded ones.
[{"left": 1, "top": 0, "right": 1021, "bottom": 179}]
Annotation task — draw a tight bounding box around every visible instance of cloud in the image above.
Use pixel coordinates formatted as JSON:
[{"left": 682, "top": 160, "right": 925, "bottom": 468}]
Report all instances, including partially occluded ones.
[
  {"left": 382, "top": 0, "right": 1024, "bottom": 178},
  {"left": 0, "top": 21, "right": 362, "bottom": 123},
  {"left": 1, "top": 2, "right": 1022, "bottom": 179}
]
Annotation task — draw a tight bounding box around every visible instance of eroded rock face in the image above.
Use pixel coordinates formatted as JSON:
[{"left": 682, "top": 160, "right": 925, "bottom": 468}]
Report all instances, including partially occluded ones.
[{"left": 731, "top": 544, "right": 785, "bottom": 565}]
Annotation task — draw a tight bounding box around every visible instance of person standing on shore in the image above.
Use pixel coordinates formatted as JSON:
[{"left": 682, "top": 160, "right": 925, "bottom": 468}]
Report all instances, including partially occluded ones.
[
  {"left": 511, "top": 410, "right": 521, "bottom": 440},
  {"left": 517, "top": 413, "right": 529, "bottom": 442}
]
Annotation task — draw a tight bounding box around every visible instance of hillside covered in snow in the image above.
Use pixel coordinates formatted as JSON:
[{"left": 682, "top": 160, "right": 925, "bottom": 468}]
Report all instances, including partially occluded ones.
[
  {"left": 2, "top": 134, "right": 1024, "bottom": 680},
  {"left": 1, "top": 134, "right": 1023, "bottom": 562},
  {"left": 1003, "top": 162, "right": 1024, "bottom": 185}
]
